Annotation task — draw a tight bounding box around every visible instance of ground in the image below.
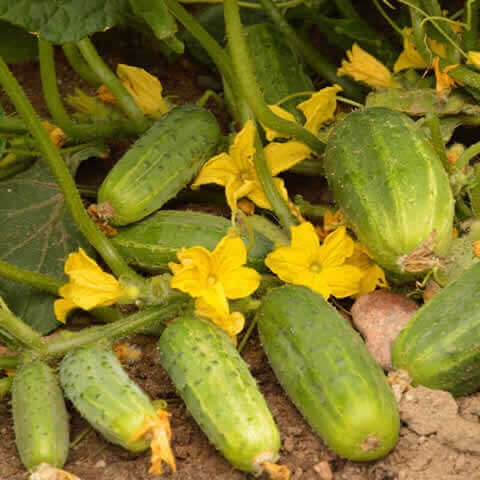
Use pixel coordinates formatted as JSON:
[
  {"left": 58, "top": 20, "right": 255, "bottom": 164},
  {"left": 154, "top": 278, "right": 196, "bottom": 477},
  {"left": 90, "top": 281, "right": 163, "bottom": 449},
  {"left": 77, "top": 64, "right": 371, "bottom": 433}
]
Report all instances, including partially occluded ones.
[{"left": 1, "top": 26, "right": 480, "bottom": 480}]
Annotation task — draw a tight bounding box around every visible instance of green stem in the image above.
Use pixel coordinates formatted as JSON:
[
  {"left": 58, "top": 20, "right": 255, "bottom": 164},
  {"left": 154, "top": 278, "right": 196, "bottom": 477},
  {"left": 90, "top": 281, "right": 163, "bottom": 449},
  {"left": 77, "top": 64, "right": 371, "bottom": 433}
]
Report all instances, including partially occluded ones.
[
  {"left": 256, "top": 0, "right": 364, "bottom": 102},
  {"left": 463, "top": 0, "right": 479, "bottom": 52},
  {"left": 0, "top": 55, "right": 146, "bottom": 286},
  {"left": 455, "top": 141, "right": 480, "bottom": 172},
  {"left": 76, "top": 38, "right": 149, "bottom": 132},
  {"left": 0, "top": 260, "right": 62, "bottom": 295},
  {"left": 0, "top": 116, "right": 28, "bottom": 134},
  {"left": 0, "top": 377, "right": 12, "bottom": 398},
  {"left": 223, "top": 0, "right": 324, "bottom": 153},
  {"left": 45, "top": 302, "right": 184, "bottom": 358},
  {"left": 294, "top": 195, "right": 332, "bottom": 218},
  {"left": 237, "top": 317, "right": 257, "bottom": 353},
  {"left": 371, "top": 0, "right": 405, "bottom": 38},
  {"left": 425, "top": 113, "right": 451, "bottom": 173},
  {"left": 0, "top": 298, "right": 46, "bottom": 352},
  {"left": 0, "top": 356, "right": 20, "bottom": 370},
  {"left": 38, "top": 40, "right": 143, "bottom": 141},
  {"left": 62, "top": 43, "right": 102, "bottom": 87}
]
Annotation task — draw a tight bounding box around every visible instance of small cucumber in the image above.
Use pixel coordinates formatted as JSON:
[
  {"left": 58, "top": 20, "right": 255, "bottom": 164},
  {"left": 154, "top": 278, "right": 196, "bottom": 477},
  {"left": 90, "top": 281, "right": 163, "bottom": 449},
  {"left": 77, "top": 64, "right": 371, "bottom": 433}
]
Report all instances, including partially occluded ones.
[
  {"left": 392, "top": 262, "right": 480, "bottom": 396},
  {"left": 110, "top": 210, "right": 279, "bottom": 272},
  {"left": 324, "top": 107, "right": 454, "bottom": 279},
  {"left": 157, "top": 315, "right": 281, "bottom": 474},
  {"left": 12, "top": 360, "right": 69, "bottom": 470},
  {"left": 257, "top": 285, "right": 400, "bottom": 461},
  {"left": 60, "top": 345, "right": 156, "bottom": 452},
  {"left": 98, "top": 105, "right": 221, "bottom": 226}
]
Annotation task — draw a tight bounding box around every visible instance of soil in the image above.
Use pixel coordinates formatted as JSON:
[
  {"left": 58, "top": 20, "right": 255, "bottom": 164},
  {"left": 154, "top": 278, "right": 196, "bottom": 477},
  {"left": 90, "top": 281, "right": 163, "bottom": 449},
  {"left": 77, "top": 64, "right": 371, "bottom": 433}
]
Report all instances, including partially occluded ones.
[{"left": 2, "top": 25, "right": 480, "bottom": 480}]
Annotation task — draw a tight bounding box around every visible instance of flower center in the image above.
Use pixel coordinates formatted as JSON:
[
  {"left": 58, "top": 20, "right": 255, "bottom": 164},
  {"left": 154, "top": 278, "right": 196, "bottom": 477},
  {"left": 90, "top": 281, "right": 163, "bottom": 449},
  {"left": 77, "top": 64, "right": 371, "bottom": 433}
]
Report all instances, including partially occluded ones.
[
  {"left": 207, "top": 274, "right": 217, "bottom": 286},
  {"left": 239, "top": 170, "right": 251, "bottom": 182},
  {"left": 310, "top": 262, "right": 322, "bottom": 273}
]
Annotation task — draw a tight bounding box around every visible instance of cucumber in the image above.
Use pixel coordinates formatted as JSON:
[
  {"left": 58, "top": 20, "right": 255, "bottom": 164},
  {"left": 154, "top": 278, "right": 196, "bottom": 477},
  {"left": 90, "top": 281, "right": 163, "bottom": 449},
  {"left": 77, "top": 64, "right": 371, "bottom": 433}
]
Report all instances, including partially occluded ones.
[
  {"left": 257, "top": 285, "right": 400, "bottom": 461},
  {"left": 157, "top": 315, "right": 281, "bottom": 474},
  {"left": 12, "top": 360, "right": 69, "bottom": 470},
  {"left": 324, "top": 107, "right": 454, "bottom": 279},
  {"left": 98, "top": 105, "right": 221, "bottom": 226},
  {"left": 59, "top": 345, "right": 157, "bottom": 452},
  {"left": 392, "top": 262, "right": 480, "bottom": 396},
  {"left": 110, "top": 210, "right": 278, "bottom": 272}
]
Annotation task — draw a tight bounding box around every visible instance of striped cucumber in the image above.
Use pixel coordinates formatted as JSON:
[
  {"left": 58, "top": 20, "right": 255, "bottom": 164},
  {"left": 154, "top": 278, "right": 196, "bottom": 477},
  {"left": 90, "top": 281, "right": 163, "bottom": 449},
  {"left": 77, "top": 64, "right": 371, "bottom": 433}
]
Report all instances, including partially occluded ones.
[
  {"left": 12, "top": 360, "right": 69, "bottom": 470},
  {"left": 110, "top": 210, "right": 280, "bottom": 272},
  {"left": 324, "top": 107, "right": 454, "bottom": 279},
  {"left": 392, "top": 262, "right": 480, "bottom": 396},
  {"left": 98, "top": 105, "right": 221, "bottom": 226},
  {"left": 257, "top": 285, "right": 400, "bottom": 461},
  {"left": 157, "top": 315, "right": 281, "bottom": 474},
  {"left": 60, "top": 345, "right": 175, "bottom": 474}
]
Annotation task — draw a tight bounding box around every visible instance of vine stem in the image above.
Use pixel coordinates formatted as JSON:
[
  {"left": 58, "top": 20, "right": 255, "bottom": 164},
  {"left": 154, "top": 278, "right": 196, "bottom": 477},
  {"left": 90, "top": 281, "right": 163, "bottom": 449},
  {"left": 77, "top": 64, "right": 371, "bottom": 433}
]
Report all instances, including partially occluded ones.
[
  {"left": 76, "top": 38, "right": 149, "bottom": 132},
  {"left": 62, "top": 43, "right": 102, "bottom": 87},
  {"left": 0, "top": 355, "right": 20, "bottom": 370},
  {"left": 257, "top": 0, "right": 364, "bottom": 102},
  {"left": 0, "top": 261, "right": 62, "bottom": 295},
  {"left": 0, "top": 116, "right": 28, "bottom": 134},
  {"left": 0, "top": 54, "right": 147, "bottom": 287},
  {"left": 37, "top": 40, "right": 143, "bottom": 140},
  {"left": 455, "top": 142, "right": 480, "bottom": 172}
]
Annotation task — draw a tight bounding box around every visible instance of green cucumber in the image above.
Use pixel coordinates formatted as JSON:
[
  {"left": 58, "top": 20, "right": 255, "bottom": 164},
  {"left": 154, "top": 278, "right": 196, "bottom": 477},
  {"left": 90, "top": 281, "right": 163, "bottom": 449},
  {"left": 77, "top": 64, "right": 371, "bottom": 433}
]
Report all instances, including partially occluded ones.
[
  {"left": 157, "top": 315, "right": 281, "bottom": 474},
  {"left": 59, "top": 345, "right": 157, "bottom": 452},
  {"left": 324, "top": 107, "right": 454, "bottom": 279},
  {"left": 98, "top": 105, "right": 221, "bottom": 226},
  {"left": 12, "top": 360, "right": 69, "bottom": 470},
  {"left": 257, "top": 285, "right": 400, "bottom": 461},
  {"left": 110, "top": 210, "right": 279, "bottom": 272},
  {"left": 392, "top": 262, "right": 480, "bottom": 396}
]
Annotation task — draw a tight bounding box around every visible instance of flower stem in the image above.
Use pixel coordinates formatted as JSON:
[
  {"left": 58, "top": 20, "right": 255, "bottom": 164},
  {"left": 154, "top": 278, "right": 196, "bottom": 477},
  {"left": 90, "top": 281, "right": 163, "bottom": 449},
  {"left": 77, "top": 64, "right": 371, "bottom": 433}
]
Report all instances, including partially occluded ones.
[
  {"left": 222, "top": 0, "right": 325, "bottom": 154},
  {"left": 45, "top": 302, "right": 184, "bottom": 358},
  {"left": 237, "top": 317, "right": 257, "bottom": 353},
  {"left": 62, "top": 43, "right": 102, "bottom": 87},
  {"left": 37, "top": 40, "right": 142, "bottom": 140},
  {"left": 0, "top": 297, "right": 46, "bottom": 352},
  {"left": 257, "top": 0, "right": 364, "bottom": 102},
  {"left": 0, "top": 355, "right": 20, "bottom": 370},
  {"left": 0, "top": 377, "right": 13, "bottom": 399},
  {"left": 0, "top": 55, "right": 147, "bottom": 286},
  {"left": 0, "top": 116, "right": 28, "bottom": 134},
  {"left": 75, "top": 38, "right": 149, "bottom": 132}
]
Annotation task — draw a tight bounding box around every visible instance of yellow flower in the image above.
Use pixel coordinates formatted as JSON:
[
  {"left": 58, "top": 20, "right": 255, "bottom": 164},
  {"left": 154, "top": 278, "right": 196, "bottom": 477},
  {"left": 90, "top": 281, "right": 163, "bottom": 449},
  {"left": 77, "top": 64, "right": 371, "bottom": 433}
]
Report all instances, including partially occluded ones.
[
  {"left": 337, "top": 43, "right": 395, "bottom": 88},
  {"left": 346, "top": 243, "right": 388, "bottom": 298},
  {"left": 98, "top": 64, "right": 170, "bottom": 118},
  {"left": 194, "top": 284, "right": 246, "bottom": 337},
  {"left": 263, "top": 85, "right": 342, "bottom": 140},
  {"left": 433, "top": 56, "right": 458, "bottom": 95},
  {"left": 473, "top": 240, "right": 480, "bottom": 257},
  {"left": 54, "top": 248, "right": 138, "bottom": 323},
  {"left": 169, "top": 234, "right": 261, "bottom": 300},
  {"left": 265, "top": 223, "right": 364, "bottom": 299},
  {"left": 467, "top": 51, "right": 480, "bottom": 69},
  {"left": 41, "top": 121, "right": 66, "bottom": 148},
  {"left": 191, "top": 121, "right": 310, "bottom": 211},
  {"left": 393, "top": 28, "right": 447, "bottom": 73}
]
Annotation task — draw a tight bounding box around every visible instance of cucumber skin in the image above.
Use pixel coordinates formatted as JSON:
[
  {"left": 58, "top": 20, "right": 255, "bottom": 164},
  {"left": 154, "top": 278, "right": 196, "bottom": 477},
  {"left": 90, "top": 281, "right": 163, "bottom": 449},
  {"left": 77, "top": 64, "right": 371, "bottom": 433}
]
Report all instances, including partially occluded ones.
[
  {"left": 257, "top": 285, "right": 399, "bottom": 461},
  {"left": 111, "top": 210, "right": 276, "bottom": 272},
  {"left": 98, "top": 105, "right": 221, "bottom": 226},
  {"left": 324, "top": 107, "right": 454, "bottom": 278},
  {"left": 392, "top": 263, "right": 480, "bottom": 396},
  {"left": 12, "top": 360, "right": 69, "bottom": 469},
  {"left": 157, "top": 315, "right": 280, "bottom": 473},
  {"left": 60, "top": 345, "right": 156, "bottom": 452}
]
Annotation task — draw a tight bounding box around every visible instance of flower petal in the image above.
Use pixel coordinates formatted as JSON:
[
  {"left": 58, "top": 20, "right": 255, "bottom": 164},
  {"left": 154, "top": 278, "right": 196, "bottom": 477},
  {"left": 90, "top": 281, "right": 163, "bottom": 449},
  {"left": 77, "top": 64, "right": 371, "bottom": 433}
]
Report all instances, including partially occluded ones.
[
  {"left": 290, "top": 222, "right": 320, "bottom": 261},
  {"left": 54, "top": 298, "right": 77, "bottom": 323},
  {"left": 357, "top": 264, "right": 388, "bottom": 297},
  {"left": 316, "top": 226, "right": 354, "bottom": 267},
  {"left": 229, "top": 120, "right": 256, "bottom": 172},
  {"left": 212, "top": 236, "right": 247, "bottom": 275},
  {"left": 323, "top": 265, "right": 364, "bottom": 298},
  {"left": 304, "top": 273, "right": 332, "bottom": 299},
  {"left": 191, "top": 153, "right": 238, "bottom": 189},
  {"left": 262, "top": 105, "right": 296, "bottom": 141},
  {"left": 220, "top": 266, "right": 261, "bottom": 299},
  {"left": 225, "top": 178, "right": 255, "bottom": 211},
  {"left": 264, "top": 141, "right": 312, "bottom": 176},
  {"left": 265, "top": 246, "right": 311, "bottom": 283}
]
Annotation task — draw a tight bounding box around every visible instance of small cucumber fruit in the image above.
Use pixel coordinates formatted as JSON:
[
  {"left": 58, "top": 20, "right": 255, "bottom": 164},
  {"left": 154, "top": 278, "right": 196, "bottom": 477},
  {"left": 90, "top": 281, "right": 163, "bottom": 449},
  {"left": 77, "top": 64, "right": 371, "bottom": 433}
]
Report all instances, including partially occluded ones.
[
  {"left": 110, "top": 210, "right": 279, "bottom": 272},
  {"left": 257, "top": 285, "right": 400, "bottom": 461},
  {"left": 98, "top": 105, "right": 221, "bottom": 226},
  {"left": 12, "top": 360, "right": 69, "bottom": 470},
  {"left": 392, "top": 262, "right": 480, "bottom": 396},
  {"left": 324, "top": 107, "right": 454, "bottom": 279},
  {"left": 157, "top": 315, "right": 281, "bottom": 474}
]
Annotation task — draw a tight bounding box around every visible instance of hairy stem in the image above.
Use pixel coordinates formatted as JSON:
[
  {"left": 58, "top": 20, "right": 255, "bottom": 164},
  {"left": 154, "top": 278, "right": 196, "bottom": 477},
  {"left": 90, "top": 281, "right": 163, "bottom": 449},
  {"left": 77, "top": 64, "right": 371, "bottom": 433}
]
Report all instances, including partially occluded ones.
[{"left": 62, "top": 43, "right": 102, "bottom": 86}]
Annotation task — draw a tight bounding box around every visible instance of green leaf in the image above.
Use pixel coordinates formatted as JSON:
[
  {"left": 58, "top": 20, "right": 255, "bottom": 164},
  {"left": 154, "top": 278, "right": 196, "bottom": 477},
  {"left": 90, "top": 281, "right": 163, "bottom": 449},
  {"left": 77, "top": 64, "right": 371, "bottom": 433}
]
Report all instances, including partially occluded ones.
[
  {"left": 0, "top": 20, "right": 37, "bottom": 64},
  {"left": 0, "top": 1, "right": 131, "bottom": 44},
  {"left": 0, "top": 104, "right": 5, "bottom": 158},
  {"left": 0, "top": 158, "right": 92, "bottom": 334}
]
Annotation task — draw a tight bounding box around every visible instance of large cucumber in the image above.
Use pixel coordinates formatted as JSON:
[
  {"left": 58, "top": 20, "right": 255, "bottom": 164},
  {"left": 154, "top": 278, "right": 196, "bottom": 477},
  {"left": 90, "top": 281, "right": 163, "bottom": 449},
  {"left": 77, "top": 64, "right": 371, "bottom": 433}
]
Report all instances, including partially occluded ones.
[
  {"left": 324, "top": 107, "right": 454, "bottom": 278},
  {"left": 98, "top": 105, "right": 221, "bottom": 226},
  {"left": 12, "top": 360, "right": 69, "bottom": 470},
  {"left": 257, "top": 285, "right": 400, "bottom": 461},
  {"left": 110, "top": 210, "right": 278, "bottom": 272},
  {"left": 392, "top": 262, "right": 480, "bottom": 396},
  {"left": 59, "top": 345, "right": 157, "bottom": 452},
  {"left": 157, "top": 315, "right": 281, "bottom": 474}
]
